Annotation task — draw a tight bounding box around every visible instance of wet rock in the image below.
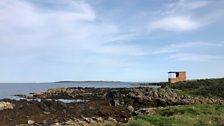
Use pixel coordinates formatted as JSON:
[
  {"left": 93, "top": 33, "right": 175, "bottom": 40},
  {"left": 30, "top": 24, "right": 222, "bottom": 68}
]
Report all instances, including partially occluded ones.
[{"left": 15, "top": 94, "right": 27, "bottom": 98}]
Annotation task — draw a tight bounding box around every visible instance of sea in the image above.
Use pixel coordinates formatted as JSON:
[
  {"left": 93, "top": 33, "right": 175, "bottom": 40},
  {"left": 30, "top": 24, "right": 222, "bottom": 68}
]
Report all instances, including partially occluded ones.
[{"left": 0, "top": 82, "right": 160, "bottom": 99}]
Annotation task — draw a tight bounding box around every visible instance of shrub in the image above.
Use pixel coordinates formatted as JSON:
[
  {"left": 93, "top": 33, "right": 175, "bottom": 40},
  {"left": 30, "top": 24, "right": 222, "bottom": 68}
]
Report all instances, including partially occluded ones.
[{"left": 168, "top": 78, "right": 224, "bottom": 99}]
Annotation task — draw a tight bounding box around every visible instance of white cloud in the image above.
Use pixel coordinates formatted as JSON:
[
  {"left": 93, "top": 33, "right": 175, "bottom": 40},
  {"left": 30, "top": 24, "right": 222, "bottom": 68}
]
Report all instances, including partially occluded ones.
[
  {"left": 151, "top": 41, "right": 223, "bottom": 55},
  {"left": 148, "top": 0, "right": 211, "bottom": 32},
  {"left": 0, "top": 1, "right": 222, "bottom": 59},
  {"left": 167, "top": 0, "right": 209, "bottom": 10},
  {"left": 0, "top": 0, "right": 141, "bottom": 71},
  {"left": 127, "top": 41, "right": 223, "bottom": 56},
  {"left": 0, "top": 0, "right": 118, "bottom": 55},
  {"left": 169, "top": 53, "right": 221, "bottom": 62},
  {"left": 151, "top": 16, "right": 199, "bottom": 31},
  {"left": 0, "top": 0, "right": 96, "bottom": 30},
  {"left": 121, "top": 41, "right": 223, "bottom": 63}
]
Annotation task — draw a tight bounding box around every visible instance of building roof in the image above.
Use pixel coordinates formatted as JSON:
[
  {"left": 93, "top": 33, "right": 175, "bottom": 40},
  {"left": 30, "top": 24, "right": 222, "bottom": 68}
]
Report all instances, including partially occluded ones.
[{"left": 168, "top": 71, "right": 186, "bottom": 73}]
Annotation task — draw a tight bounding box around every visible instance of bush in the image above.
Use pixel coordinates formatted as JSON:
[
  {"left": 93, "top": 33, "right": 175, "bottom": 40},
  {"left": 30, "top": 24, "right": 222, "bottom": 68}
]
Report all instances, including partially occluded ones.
[{"left": 168, "top": 78, "right": 224, "bottom": 99}]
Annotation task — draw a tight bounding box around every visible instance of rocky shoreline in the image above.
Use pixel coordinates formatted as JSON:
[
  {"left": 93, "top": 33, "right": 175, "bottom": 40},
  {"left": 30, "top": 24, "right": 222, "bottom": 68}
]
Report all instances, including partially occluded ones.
[{"left": 1, "top": 87, "right": 223, "bottom": 125}]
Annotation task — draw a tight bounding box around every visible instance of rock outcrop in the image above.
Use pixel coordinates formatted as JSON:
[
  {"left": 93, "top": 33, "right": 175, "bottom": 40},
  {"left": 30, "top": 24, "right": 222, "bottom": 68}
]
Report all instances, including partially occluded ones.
[
  {"left": 28, "top": 87, "right": 109, "bottom": 100},
  {"left": 106, "top": 88, "right": 224, "bottom": 107},
  {"left": 23, "top": 87, "right": 224, "bottom": 108},
  {"left": 9, "top": 87, "right": 224, "bottom": 126}
]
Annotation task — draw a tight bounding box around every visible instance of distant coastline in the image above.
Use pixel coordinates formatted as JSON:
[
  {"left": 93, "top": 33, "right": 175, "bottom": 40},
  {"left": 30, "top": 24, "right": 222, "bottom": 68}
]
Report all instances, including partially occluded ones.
[{"left": 53, "top": 80, "right": 122, "bottom": 83}]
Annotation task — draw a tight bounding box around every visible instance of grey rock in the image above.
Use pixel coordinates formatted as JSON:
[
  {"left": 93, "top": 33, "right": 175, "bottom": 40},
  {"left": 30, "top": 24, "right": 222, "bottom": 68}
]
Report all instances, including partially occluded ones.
[
  {"left": 0, "top": 102, "right": 15, "bottom": 111},
  {"left": 95, "top": 117, "right": 104, "bottom": 122},
  {"left": 81, "top": 115, "right": 92, "bottom": 123},
  {"left": 27, "top": 120, "right": 35, "bottom": 125},
  {"left": 108, "top": 117, "right": 118, "bottom": 124},
  {"left": 43, "top": 111, "right": 51, "bottom": 115},
  {"left": 113, "top": 99, "right": 121, "bottom": 106},
  {"left": 127, "top": 105, "right": 134, "bottom": 112}
]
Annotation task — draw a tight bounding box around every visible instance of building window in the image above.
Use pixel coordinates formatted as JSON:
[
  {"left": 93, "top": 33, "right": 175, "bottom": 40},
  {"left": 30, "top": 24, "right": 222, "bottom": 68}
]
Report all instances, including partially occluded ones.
[{"left": 169, "top": 73, "right": 176, "bottom": 78}]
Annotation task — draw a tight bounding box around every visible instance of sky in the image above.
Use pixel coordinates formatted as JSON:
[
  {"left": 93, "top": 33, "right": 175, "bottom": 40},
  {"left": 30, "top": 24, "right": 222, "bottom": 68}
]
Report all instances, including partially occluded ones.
[{"left": 0, "top": 0, "right": 224, "bottom": 82}]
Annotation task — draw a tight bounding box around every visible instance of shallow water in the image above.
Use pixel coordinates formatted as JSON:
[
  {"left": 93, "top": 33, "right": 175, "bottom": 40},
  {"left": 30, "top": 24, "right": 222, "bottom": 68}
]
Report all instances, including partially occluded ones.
[
  {"left": 0, "top": 82, "right": 160, "bottom": 99},
  {"left": 14, "top": 98, "right": 88, "bottom": 103}
]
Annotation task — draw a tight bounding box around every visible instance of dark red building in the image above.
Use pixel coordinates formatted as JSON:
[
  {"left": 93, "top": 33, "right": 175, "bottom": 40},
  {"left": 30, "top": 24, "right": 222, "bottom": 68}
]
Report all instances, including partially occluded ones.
[{"left": 168, "top": 71, "right": 186, "bottom": 83}]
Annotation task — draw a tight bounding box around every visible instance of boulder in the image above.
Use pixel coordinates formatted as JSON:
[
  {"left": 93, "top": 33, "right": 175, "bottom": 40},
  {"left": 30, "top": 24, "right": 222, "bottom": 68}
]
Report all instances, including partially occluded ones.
[
  {"left": 127, "top": 105, "right": 134, "bottom": 112},
  {"left": 0, "top": 102, "right": 15, "bottom": 111},
  {"left": 135, "top": 108, "right": 156, "bottom": 115},
  {"left": 28, "top": 120, "right": 35, "bottom": 125}
]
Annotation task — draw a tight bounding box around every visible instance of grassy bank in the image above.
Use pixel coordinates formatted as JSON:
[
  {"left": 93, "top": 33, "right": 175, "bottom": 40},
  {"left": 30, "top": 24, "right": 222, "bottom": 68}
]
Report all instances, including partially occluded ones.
[
  {"left": 122, "top": 78, "right": 224, "bottom": 126},
  {"left": 168, "top": 78, "right": 224, "bottom": 99},
  {"left": 122, "top": 104, "right": 224, "bottom": 126}
]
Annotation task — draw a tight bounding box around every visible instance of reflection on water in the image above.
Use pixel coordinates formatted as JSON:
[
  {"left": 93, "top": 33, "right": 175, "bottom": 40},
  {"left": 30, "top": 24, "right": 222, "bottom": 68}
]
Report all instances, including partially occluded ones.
[{"left": 14, "top": 98, "right": 88, "bottom": 103}]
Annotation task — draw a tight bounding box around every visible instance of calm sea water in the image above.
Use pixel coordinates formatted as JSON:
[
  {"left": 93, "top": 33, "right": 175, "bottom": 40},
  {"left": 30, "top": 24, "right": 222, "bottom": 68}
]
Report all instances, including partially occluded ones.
[{"left": 0, "top": 82, "right": 159, "bottom": 99}]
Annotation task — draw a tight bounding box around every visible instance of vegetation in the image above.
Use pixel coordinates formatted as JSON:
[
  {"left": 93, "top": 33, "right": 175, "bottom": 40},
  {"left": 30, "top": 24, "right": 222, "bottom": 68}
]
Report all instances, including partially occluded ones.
[
  {"left": 168, "top": 78, "right": 224, "bottom": 99},
  {"left": 121, "top": 119, "right": 152, "bottom": 126},
  {"left": 122, "top": 78, "right": 224, "bottom": 126},
  {"left": 122, "top": 104, "right": 224, "bottom": 126}
]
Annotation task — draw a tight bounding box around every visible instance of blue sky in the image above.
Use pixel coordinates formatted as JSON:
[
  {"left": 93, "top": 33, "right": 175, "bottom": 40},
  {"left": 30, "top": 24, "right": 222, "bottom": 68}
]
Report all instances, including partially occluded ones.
[{"left": 0, "top": 0, "right": 224, "bottom": 82}]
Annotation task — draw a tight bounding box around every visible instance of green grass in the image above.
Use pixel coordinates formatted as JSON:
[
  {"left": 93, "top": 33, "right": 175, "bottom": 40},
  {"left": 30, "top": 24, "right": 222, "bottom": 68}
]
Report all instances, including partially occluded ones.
[
  {"left": 168, "top": 78, "right": 224, "bottom": 99},
  {"left": 121, "top": 104, "right": 224, "bottom": 126},
  {"left": 121, "top": 119, "right": 152, "bottom": 126},
  {"left": 122, "top": 78, "right": 224, "bottom": 126}
]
